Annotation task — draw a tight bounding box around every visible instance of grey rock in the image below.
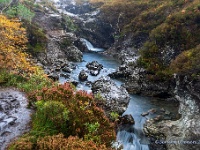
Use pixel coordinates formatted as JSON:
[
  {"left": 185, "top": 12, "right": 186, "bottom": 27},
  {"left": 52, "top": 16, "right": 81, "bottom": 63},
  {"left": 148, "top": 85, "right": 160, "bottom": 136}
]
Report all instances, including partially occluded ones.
[
  {"left": 92, "top": 76, "right": 130, "bottom": 115},
  {"left": 64, "top": 46, "right": 83, "bottom": 62},
  {"left": 60, "top": 73, "right": 70, "bottom": 78},
  {"left": 141, "top": 112, "right": 149, "bottom": 117},
  {"left": 86, "top": 61, "right": 103, "bottom": 71},
  {"left": 78, "top": 70, "right": 88, "bottom": 81},
  {"left": 62, "top": 66, "right": 72, "bottom": 73},
  {"left": 118, "top": 114, "right": 135, "bottom": 125}
]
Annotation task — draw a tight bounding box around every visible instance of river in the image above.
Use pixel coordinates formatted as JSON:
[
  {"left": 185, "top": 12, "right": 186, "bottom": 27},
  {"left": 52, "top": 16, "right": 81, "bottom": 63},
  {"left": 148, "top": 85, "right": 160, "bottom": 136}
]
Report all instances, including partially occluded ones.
[
  {"left": 58, "top": 39, "right": 179, "bottom": 150},
  {"left": 52, "top": 1, "right": 180, "bottom": 149}
]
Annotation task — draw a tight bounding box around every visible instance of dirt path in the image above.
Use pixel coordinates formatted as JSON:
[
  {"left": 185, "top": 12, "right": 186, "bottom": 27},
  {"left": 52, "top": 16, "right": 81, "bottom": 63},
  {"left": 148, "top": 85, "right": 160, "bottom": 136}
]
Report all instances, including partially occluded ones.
[{"left": 0, "top": 88, "right": 32, "bottom": 150}]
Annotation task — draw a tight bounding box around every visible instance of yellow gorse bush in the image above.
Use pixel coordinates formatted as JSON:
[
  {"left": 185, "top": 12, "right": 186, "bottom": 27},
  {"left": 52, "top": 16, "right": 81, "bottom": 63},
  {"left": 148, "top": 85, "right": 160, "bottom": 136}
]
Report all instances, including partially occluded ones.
[{"left": 0, "top": 15, "right": 36, "bottom": 73}]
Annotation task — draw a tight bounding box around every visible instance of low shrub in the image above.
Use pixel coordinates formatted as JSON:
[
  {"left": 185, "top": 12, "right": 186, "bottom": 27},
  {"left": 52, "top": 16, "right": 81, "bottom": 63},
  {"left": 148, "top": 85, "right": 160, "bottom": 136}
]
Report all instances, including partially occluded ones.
[{"left": 9, "top": 134, "right": 112, "bottom": 150}]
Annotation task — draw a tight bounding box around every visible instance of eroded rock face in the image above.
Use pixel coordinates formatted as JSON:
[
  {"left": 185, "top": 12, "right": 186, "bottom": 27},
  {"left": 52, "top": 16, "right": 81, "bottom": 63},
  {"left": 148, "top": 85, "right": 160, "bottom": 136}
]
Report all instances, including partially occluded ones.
[
  {"left": 110, "top": 67, "right": 174, "bottom": 98},
  {"left": 144, "top": 75, "right": 200, "bottom": 150},
  {"left": 32, "top": 5, "right": 83, "bottom": 65},
  {"left": 118, "top": 114, "right": 135, "bottom": 125},
  {"left": 0, "top": 89, "right": 32, "bottom": 150},
  {"left": 91, "top": 76, "right": 130, "bottom": 115},
  {"left": 64, "top": 46, "right": 83, "bottom": 62}
]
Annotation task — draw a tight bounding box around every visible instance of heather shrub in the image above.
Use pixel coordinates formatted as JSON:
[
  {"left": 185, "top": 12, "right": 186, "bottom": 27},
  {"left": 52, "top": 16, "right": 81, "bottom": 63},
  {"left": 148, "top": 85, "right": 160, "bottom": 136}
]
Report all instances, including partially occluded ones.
[
  {"left": 8, "top": 136, "right": 35, "bottom": 150},
  {"left": 29, "top": 83, "right": 116, "bottom": 147},
  {"left": 9, "top": 134, "right": 112, "bottom": 150},
  {"left": 37, "top": 134, "right": 111, "bottom": 150}
]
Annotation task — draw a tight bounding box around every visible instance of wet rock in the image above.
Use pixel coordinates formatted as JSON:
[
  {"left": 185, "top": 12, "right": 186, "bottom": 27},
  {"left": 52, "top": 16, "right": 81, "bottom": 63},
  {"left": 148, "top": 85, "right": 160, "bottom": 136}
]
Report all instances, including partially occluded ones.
[
  {"left": 144, "top": 75, "right": 200, "bottom": 150},
  {"left": 86, "top": 61, "right": 103, "bottom": 71},
  {"left": 74, "top": 38, "right": 89, "bottom": 52},
  {"left": 70, "top": 80, "right": 79, "bottom": 87},
  {"left": 4, "top": 117, "right": 17, "bottom": 125},
  {"left": 0, "top": 113, "right": 6, "bottom": 121},
  {"left": 118, "top": 114, "right": 135, "bottom": 125},
  {"left": 109, "top": 64, "right": 132, "bottom": 78},
  {"left": 160, "top": 108, "right": 165, "bottom": 112},
  {"left": 92, "top": 76, "right": 130, "bottom": 115},
  {"left": 0, "top": 122, "right": 7, "bottom": 132},
  {"left": 90, "top": 70, "right": 99, "bottom": 76},
  {"left": 86, "top": 61, "right": 103, "bottom": 76},
  {"left": 64, "top": 3, "right": 95, "bottom": 15},
  {"left": 0, "top": 89, "right": 32, "bottom": 149},
  {"left": 148, "top": 108, "right": 157, "bottom": 114},
  {"left": 153, "top": 115, "right": 163, "bottom": 121},
  {"left": 60, "top": 73, "right": 70, "bottom": 78},
  {"left": 164, "top": 110, "right": 171, "bottom": 115},
  {"left": 64, "top": 46, "right": 83, "bottom": 62},
  {"left": 78, "top": 70, "right": 88, "bottom": 81},
  {"left": 48, "top": 72, "right": 59, "bottom": 81},
  {"left": 141, "top": 112, "right": 149, "bottom": 117},
  {"left": 62, "top": 66, "right": 72, "bottom": 73},
  {"left": 85, "top": 81, "right": 92, "bottom": 87}
]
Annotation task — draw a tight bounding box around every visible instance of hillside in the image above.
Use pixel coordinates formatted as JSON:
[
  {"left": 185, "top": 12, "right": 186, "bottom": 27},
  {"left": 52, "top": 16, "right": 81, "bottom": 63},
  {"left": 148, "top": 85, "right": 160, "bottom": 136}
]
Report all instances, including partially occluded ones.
[
  {"left": 0, "top": 0, "right": 200, "bottom": 150},
  {"left": 88, "top": 0, "right": 200, "bottom": 76}
]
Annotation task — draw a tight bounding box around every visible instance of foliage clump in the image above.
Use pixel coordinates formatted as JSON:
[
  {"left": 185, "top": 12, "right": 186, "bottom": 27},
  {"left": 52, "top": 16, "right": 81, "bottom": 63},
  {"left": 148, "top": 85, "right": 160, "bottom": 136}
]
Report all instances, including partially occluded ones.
[
  {"left": 0, "top": 15, "right": 36, "bottom": 73},
  {"left": 170, "top": 45, "right": 200, "bottom": 75},
  {"left": 89, "top": 0, "right": 200, "bottom": 76},
  {"left": 10, "top": 134, "right": 112, "bottom": 150},
  {"left": 9, "top": 83, "right": 116, "bottom": 149},
  {"left": 28, "top": 83, "right": 116, "bottom": 147}
]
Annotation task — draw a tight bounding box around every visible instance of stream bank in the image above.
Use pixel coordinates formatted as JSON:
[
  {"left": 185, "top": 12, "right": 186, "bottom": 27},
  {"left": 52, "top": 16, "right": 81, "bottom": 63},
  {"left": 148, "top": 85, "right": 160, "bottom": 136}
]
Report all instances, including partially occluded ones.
[
  {"left": 0, "top": 88, "right": 32, "bottom": 150},
  {"left": 31, "top": 1, "right": 199, "bottom": 150}
]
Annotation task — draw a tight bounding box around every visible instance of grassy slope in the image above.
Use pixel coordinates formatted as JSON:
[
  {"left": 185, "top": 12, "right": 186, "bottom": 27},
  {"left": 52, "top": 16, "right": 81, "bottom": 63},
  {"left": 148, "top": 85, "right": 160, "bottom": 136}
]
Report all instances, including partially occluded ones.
[
  {"left": 89, "top": 0, "right": 200, "bottom": 76},
  {"left": 0, "top": 1, "right": 116, "bottom": 149}
]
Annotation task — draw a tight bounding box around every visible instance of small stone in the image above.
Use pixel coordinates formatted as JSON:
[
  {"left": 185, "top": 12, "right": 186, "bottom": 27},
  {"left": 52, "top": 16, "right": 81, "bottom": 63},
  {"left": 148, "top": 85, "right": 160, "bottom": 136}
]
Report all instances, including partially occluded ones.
[
  {"left": 148, "top": 108, "right": 157, "bottom": 114},
  {"left": 165, "top": 110, "right": 171, "bottom": 115},
  {"left": 62, "top": 66, "right": 72, "bottom": 73},
  {"left": 160, "top": 108, "right": 165, "bottom": 112},
  {"left": 78, "top": 70, "right": 88, "bottom": 81},
  {"left": 60, "top": 73, "right": 70, "bottom": 78},
  {"left": 141, "top": 112, "right": 149, "bottom": 117},
  {"left": 154, "top": 115, "right": 162, "bottom": 121},
  {"left": 90, "top": 70, "right": 99, "bottom": 76},
  {"left": 4, "top": 117, "right": 17, "bottom": 125},
  {"left": 0, "top": 122, "right": 7, "bottom": 131}
]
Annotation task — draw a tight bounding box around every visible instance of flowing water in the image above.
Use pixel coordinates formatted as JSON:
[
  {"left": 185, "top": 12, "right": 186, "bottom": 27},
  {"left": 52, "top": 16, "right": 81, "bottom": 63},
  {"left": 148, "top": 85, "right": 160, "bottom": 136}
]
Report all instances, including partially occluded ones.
[
  {"left": 52, "top": 1, "right": 179, "bottom": 149},
  {"left": 59, "top": 40, "right": 179, "bottom": 150}
]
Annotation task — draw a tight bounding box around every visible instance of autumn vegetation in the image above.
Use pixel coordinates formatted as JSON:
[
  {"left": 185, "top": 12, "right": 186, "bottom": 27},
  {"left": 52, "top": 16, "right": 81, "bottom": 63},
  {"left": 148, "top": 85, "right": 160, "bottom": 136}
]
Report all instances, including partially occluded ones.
[
  {"left": 1, "top": 0, "right": 200, "bottom": 149},
  {"left": 87, "top": 0, "right": 200, "bottom": 78},
  {"left": 9, "top": 84, "right": 116, "bottom": 149},
  {"left": 0, "top": 1, "right": 116, "bottom": 150}
]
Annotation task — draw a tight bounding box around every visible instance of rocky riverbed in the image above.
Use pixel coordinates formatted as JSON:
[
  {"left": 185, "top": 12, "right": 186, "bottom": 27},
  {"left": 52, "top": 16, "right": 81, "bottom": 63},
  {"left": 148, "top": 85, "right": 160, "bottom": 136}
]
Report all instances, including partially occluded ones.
[
  {"left": 0, "top": 88, "right": 32, "bottom": 150},
  {"left": 30, "top": 1, "right": 200, "bottom": 150}
]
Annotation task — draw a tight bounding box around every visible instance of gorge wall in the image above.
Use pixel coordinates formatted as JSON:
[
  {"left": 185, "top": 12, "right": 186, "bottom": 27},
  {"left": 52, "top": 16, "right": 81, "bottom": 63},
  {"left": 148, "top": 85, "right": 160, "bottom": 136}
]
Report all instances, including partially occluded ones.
[{"left": 30, "top": 1, "right": 200, "bottom": 149}]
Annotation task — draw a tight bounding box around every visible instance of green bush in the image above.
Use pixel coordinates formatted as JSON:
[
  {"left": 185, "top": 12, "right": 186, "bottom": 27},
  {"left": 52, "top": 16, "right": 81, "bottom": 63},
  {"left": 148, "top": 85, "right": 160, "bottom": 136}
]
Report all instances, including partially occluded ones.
[
  {"left": 32, "top": 101, "right": 69, "bottom": 137},
  {"left": 110, "top": 112, "right": 119, "bottom": 121},
  {"left": 29, "top": 83, "right": 116, "bottom": 146}
]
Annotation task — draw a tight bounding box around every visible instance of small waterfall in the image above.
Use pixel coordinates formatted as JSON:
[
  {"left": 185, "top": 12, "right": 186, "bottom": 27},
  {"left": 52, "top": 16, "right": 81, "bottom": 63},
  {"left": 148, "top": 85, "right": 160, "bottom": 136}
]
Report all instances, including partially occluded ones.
[
  {"left": 115, "top": 125, "right": 149, "bottom": 150},
  {"left": 80, "top": 38, "right": 105, "bottom": 52}
]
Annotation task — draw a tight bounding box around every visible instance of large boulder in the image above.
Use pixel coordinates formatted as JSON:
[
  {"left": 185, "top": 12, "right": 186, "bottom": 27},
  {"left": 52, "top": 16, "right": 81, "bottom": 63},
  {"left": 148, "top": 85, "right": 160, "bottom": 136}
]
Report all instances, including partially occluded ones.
[
  {"left": 86, "top": 61, "right": 103, "bottom": 76},
  {"left": 86, "top": 61, "right": 103, "bottom": 70},
  {"left": 91, "top": 76, "right": 130, "bottom": 115},
  {"left": 64, "top": 46, "right": 83, "bottom": 62}
]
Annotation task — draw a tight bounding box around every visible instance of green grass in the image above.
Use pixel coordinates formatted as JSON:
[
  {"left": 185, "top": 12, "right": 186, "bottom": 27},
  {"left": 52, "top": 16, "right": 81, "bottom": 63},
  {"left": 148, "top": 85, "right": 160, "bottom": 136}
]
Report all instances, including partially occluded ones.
[{"left": 0, "top": 69, "right": 53, "bottom": 92}]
